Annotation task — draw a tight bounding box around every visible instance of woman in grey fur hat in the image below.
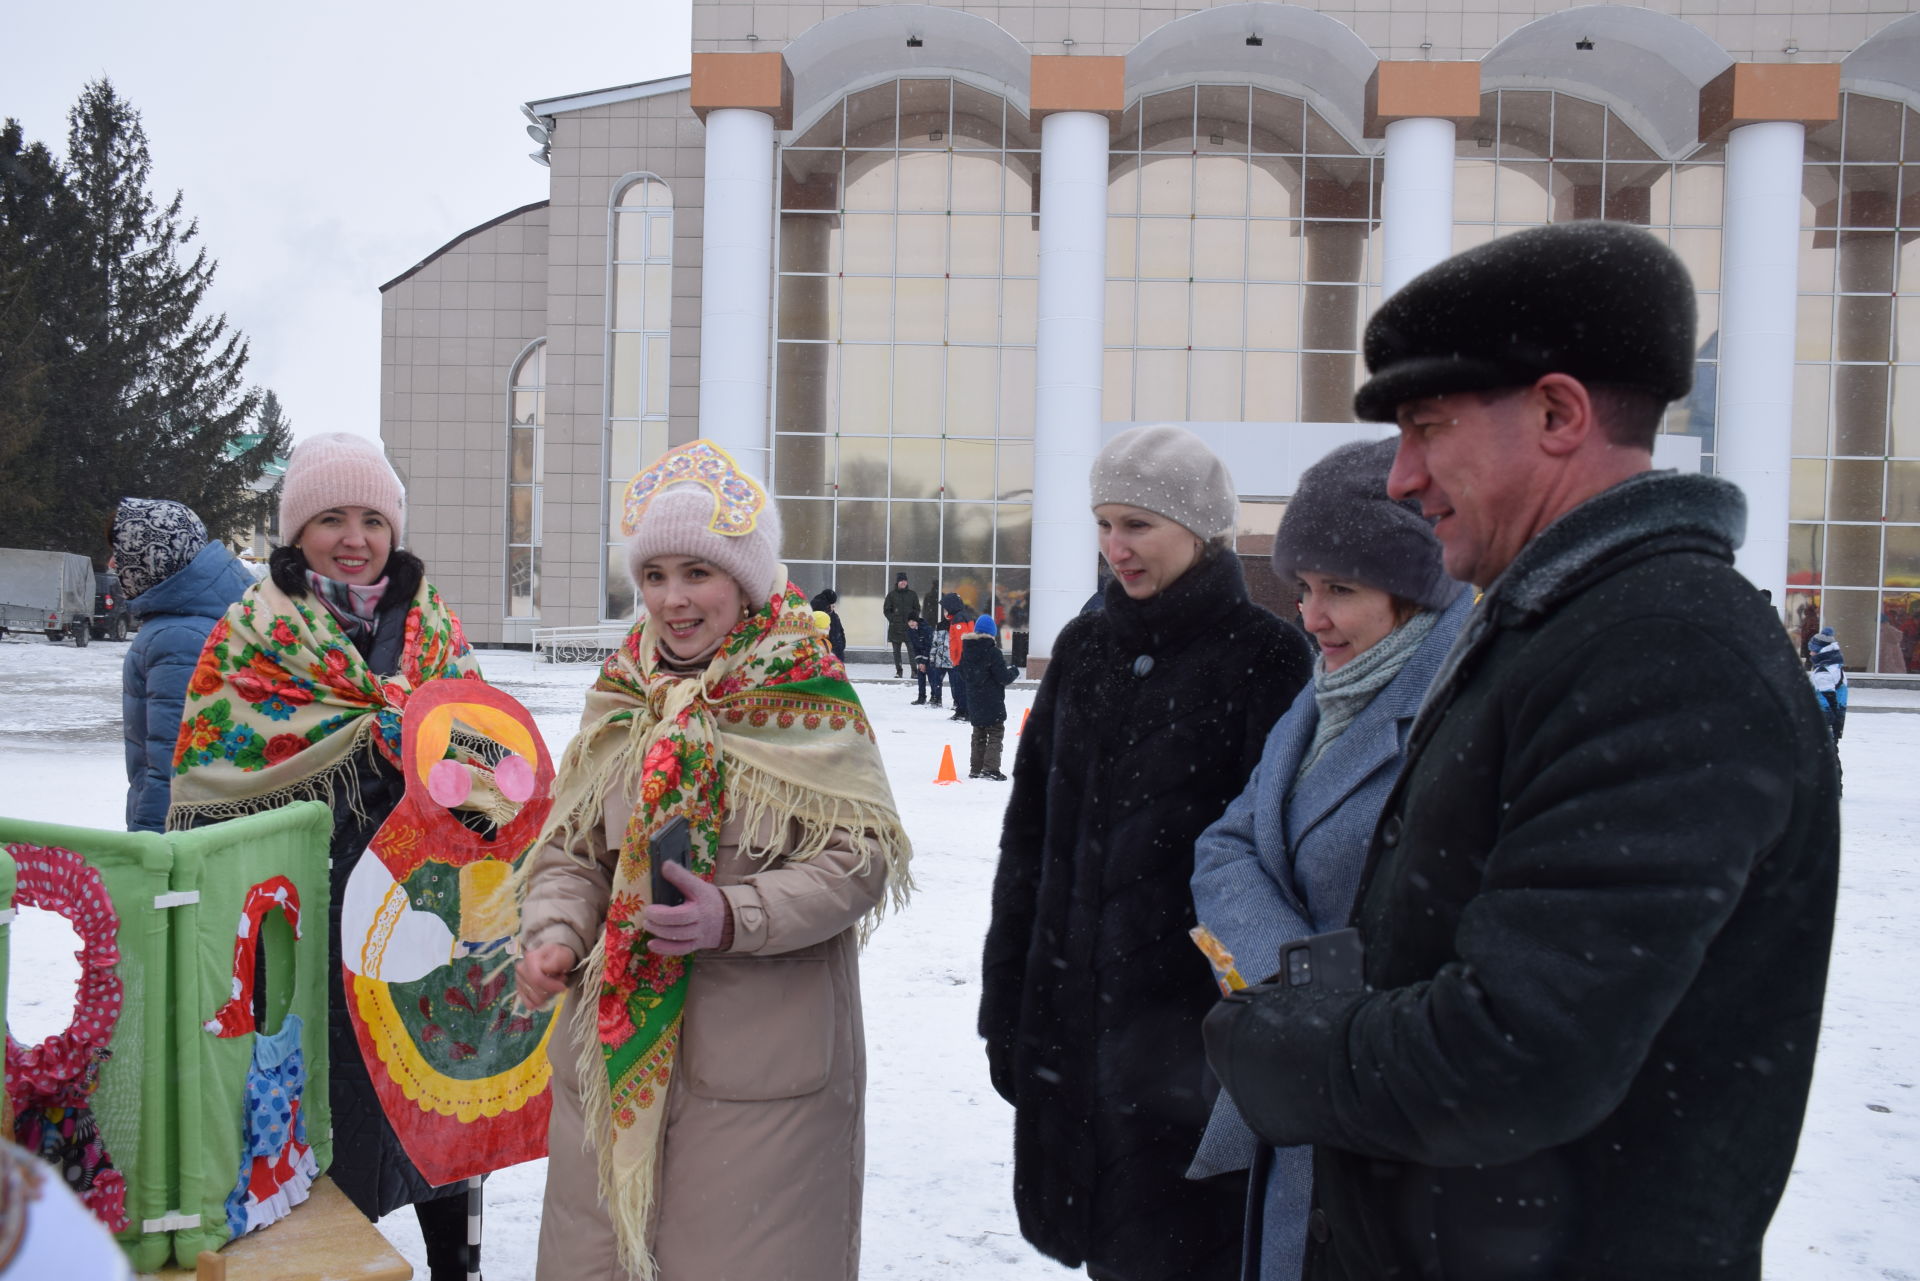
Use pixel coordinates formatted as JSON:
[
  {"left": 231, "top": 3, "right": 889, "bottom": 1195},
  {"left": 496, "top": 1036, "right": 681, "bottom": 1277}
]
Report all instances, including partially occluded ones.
[
  {"left": 981, "top": 424, "right": 1312, "bottom": 1281},
  {"left": 1185, "top": 437, "right": 1472, "bottom": 1281}
]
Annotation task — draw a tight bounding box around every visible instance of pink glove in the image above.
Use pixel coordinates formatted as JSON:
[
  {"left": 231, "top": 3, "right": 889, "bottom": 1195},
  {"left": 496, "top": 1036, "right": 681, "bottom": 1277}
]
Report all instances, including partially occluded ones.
[{"left": 644, "top": 860, "right": 734, "bottom": 955}]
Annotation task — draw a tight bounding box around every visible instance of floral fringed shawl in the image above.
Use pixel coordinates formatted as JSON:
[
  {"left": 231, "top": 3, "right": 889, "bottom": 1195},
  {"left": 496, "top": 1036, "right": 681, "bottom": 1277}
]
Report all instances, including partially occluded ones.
[
  {"left": 535, "top": 580, "right": 912, "bottom": 1280},
  {"left": 167, "top": 575, "right": 480, "bottom": 830}
]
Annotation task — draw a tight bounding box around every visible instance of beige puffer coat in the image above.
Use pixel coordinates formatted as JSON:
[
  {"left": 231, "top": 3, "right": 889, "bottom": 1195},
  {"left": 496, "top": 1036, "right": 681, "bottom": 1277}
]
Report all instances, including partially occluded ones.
[{"left": 520, "top": 792, "right": 887, "bottom": 1281}]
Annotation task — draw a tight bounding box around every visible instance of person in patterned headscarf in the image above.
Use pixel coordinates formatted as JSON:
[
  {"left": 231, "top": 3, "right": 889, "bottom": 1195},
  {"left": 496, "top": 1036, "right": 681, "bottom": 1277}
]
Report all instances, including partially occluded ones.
[
  {"left": 168, "top": 434, "right": 487, "bottom": 1280},
  {"left": 112, "top": 497, "right": 255, "bottom": 833},
  {"left": 515, "top": 439, "right": 911, "bottom": 1281}
]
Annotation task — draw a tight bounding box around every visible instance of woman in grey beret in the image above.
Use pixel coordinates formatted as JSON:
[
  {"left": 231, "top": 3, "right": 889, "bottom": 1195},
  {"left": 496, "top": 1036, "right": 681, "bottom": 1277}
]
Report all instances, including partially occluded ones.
[
  {"left": 980, "top": 424, "right": 1313, "bottom": 1281},
  {"left": 1185, "top": 437, "right": 1472, "bottom": 1280}
]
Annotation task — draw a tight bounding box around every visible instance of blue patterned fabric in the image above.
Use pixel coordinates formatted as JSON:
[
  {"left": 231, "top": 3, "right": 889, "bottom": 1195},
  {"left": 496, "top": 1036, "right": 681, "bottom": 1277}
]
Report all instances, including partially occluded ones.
[{"left": 224, "top": 1013, "right": 318, "bottom": 1239}]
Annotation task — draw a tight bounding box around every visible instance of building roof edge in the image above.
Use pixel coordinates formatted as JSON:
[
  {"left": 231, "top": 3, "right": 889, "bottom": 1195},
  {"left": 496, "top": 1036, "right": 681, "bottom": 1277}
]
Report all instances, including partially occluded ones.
[{"left": 378, "top": 200, "right": 551, "bottom": 293}]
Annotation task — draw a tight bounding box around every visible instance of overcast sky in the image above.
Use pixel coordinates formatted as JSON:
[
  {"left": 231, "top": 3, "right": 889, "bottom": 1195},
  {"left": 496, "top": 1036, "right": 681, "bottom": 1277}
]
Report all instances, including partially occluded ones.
[{"left": 8, "top": 0, "right": 694, "bottom": 445}]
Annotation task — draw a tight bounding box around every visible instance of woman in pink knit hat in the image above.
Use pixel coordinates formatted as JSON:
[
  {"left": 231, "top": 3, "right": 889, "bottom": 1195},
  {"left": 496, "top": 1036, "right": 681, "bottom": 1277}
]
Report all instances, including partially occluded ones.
[
  {"left": 514, "top": 439, "right": 912, "bottom": 1281},
  {"left": 170, "top": 431, "right": 486, "bottom": 1278}
]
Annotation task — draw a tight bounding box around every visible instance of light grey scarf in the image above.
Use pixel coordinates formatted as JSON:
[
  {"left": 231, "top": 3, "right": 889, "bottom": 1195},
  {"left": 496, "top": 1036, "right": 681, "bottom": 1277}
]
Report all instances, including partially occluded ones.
[{"left": 1297, "top": 608, "right": 1441, "bottom": 781}]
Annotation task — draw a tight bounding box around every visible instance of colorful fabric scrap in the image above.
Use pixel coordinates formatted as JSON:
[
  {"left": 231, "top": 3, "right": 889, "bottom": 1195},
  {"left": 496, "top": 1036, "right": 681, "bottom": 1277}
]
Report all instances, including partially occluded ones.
[
  {"left": 204, "top": 877, "right": 303, "bottom": 1038},
  {"left": 223, "top": 1014, "right": 318, "bottom": 1239},
  {"left": 1, "top": 843, "right": 128, "bottom": 1232}
]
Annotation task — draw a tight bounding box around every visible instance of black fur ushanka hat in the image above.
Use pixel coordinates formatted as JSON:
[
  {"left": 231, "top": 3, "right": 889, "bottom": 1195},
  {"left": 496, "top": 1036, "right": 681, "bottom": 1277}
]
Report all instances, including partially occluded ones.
[{"left": 1353, "top": 220, "right": 1697, "bottom": 423}]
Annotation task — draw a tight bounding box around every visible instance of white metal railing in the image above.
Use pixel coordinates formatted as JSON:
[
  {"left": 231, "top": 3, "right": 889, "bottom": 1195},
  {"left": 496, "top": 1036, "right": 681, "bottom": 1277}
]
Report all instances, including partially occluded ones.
[{"left": 531, "top": 622, "right": 631, "bottom": 664}]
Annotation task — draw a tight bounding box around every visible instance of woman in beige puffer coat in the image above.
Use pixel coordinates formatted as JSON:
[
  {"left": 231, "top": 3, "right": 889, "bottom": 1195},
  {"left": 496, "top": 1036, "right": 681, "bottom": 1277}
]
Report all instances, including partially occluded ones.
[{"left": 515, "top": 441, "right": 910, "bottom": 1281}]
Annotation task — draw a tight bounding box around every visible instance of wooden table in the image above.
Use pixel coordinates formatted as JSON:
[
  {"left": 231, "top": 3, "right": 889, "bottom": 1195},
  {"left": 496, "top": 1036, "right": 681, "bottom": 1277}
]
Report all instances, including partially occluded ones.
[{"left": 142, "top": 1175, "right": 412, "bottom": 1281}]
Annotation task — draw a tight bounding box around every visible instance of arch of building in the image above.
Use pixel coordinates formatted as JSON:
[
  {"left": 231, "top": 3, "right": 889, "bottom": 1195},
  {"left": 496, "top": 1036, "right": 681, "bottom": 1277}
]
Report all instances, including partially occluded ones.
[{"left": 1481, "top": 6, "right": 1732, "bottom": 159}]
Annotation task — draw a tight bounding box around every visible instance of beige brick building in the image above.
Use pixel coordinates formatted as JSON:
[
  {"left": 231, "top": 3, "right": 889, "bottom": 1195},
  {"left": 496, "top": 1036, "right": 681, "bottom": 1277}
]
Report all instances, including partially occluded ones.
[{"left": 380, "top": 0, "right": 1920, "bottom": 672}]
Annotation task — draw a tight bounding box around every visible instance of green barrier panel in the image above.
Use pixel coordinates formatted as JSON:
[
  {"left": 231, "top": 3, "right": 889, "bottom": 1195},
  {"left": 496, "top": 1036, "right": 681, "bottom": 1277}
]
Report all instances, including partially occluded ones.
[
  {"left": 0, "top": 846, "right": 13, "bottom": 1108},
  {"left": 0, "top": 820, "right": 176, "bottom": 1273},
  {"left": 167, "top": 801, "right": 333, "bottom": 1263}
]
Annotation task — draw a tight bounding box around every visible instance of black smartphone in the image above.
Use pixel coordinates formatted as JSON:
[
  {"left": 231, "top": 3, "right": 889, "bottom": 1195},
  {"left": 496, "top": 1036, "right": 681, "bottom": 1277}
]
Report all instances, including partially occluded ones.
[
  {"left": 650, "top": 815, "right": 692, "bottom": 907},
  {"left": 1280, "top": 927, "right": 1366, "bottom": 992}
]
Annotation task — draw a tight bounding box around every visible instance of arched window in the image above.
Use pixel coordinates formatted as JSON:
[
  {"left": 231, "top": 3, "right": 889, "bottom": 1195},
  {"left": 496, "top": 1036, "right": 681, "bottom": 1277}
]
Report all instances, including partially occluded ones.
[
  {"left": 772, "top": 78, "right": 1039, "bottom": 641},
  {"left": 604, "top": 174, "right": 674, "bottom": 620},
  {"left": 506, "top": 340, "right": 545, "bottom": 618},
  {"left": 1103, "top": 85, "right": 1380, "bottom": 425}
]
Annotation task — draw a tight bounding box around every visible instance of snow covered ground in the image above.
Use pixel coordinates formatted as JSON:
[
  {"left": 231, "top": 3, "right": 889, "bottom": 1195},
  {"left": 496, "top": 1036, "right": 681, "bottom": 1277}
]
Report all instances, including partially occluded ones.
[{"left": 1, "top": 635, "right": 1915, "bottom": 1279}]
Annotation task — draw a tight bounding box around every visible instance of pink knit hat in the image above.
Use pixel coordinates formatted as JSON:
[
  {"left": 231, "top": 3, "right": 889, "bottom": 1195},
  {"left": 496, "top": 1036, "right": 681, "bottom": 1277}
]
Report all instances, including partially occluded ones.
[
  {"left": 279, "top": 432, "right": 407, "bottom": 545},
  {"left": 626, "top": 482, "right": 784, "bottom": 603}
]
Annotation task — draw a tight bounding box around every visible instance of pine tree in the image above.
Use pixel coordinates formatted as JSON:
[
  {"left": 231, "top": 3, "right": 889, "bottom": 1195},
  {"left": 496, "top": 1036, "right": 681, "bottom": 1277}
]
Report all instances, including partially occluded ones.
[
  {"left": 0, "top": 81, "right": 282, "bottom": 559},
  {"left": 0, "top": 120, "right": 92, "bottom": 543}
]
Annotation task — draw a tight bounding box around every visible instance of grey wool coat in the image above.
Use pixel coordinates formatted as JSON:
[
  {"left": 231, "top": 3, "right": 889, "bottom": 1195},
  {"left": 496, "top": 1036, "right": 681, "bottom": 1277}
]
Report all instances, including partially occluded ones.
[{"left": 1187, "top": 590, "right": 1471, "bottom": 1281}]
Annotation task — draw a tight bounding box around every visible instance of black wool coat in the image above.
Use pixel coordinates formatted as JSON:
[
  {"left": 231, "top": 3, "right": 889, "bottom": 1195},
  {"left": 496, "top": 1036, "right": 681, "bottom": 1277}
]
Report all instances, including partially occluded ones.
[
  {"left": 981, "top": 549, "right": 1313, "bottom": 1280},
  {"left": 1205, "top": 471, "right": 1841, "bottom": 1281},
  {"left": 883, "top": 585, "right": 920, "bottom": 642},
  {"left": 958, "top": 631, "right": 1017, "bottom": 726}
]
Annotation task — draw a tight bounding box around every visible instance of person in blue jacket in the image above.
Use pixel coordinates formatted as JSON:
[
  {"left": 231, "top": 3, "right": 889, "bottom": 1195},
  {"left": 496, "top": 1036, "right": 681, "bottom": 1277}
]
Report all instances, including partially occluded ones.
[
  {"left": 1186, "top": 440, "right": 1470, "bottom": 1280},
  {"left": 114, "top": 497, "right": 257, "bottom": 832}
]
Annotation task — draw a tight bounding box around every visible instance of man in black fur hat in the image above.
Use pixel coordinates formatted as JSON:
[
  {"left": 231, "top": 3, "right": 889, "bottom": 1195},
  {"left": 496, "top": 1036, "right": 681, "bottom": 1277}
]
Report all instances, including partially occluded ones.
[{"left": 1203, "top": 222, "right": 1840, "bottom": 1281}]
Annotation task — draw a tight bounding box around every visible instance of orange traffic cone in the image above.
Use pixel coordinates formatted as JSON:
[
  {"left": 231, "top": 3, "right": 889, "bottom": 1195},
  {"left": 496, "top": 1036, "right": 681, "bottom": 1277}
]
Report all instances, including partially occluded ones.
[
  {"left": 1019, "top": 707, "right": 1030, "bottom": 735},
  {"left": 934, "top": 744, "right": 960, "bottom": 785}
]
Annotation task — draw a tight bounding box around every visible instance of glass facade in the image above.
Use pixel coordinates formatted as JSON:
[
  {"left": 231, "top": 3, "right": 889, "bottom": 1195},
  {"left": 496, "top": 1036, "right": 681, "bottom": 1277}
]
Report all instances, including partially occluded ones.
[
  {"left": 773, "top": 79, "right": 1039, "bottom": 644},
  {"left": 1791, "top": 94, "right": 1920, "bottom": 671},
  {"left": 1454, "top": 90, "right": 1726, "bottom": 462},
  {"left": 604, "top": 174, "right": 675, "bottom": 620},
  {"left": 1105, "top": 86, "right": 1380, "bottom": 424},
  {"left": 506, "top": 340, "right": 545, "bottom": 617}
]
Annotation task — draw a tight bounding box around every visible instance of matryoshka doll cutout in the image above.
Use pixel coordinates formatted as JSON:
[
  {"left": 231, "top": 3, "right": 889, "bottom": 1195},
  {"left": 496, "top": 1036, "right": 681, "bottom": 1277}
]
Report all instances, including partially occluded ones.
[{"left": 337, "top": 679, "right": 559, "bottom": 1185}]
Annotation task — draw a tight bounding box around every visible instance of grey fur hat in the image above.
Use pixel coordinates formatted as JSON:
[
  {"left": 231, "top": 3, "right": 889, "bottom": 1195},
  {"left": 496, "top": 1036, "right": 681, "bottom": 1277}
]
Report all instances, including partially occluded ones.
[
  {"left": 1353, "top": 220, "right": 1696, "bottom": 422},
  {"left": 1089, "top": 424, "right": 1237, "bottom": 541},
  {"left": 1270, "top": 439, "right": 1463, "bottom": 611}
]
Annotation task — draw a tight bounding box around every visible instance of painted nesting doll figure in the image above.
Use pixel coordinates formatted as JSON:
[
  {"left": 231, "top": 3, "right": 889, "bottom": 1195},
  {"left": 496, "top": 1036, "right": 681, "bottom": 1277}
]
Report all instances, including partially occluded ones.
[{"left": 337, "top": 678, "right": 560, "bottom": 1185}]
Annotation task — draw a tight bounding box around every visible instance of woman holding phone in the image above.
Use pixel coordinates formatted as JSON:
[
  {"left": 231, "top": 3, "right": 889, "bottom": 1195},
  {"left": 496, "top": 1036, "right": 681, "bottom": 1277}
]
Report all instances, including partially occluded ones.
[
  {"left": 1187, "top": 439, "right": 1469, "bottom": 1279},
  {"left": 514, "top": 440, "right": 912, "bottom": 1281}
]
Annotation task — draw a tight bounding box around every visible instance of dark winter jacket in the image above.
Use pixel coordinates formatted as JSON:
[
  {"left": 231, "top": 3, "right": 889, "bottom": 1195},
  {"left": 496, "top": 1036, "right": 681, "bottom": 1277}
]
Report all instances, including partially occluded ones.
[
  {"left": 980, "top": 549, "right": 1313, "bottom": 1280},
  {"left": 122, "top": 542, "right": 257, "bottom": 832},
  {"left": 1203, "top": 471, "right": 1841, "bottom": 1281},
  {"left": 261, "top": 546, "right": 467, "bottom": 1219},
  {"left": 883, "top": 584, "right": 919, "bottom": 642},
  {"left": 958, "top": 629, "right": 1017, "bottom": 726},
  {"left": 906, "top": 621, "right": 933, "bottom": 667},
  {"left": 810, "top": 589, "right": 847, "bottom": 660}
]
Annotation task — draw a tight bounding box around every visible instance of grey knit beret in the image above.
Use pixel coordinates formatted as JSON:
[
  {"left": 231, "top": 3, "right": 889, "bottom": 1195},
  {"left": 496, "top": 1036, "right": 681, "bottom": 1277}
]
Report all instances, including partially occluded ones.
[
  {"left": 1088, "top": 424, "right": 1237, "bottom": 541},
  {"left": 1270, "top": 439, "right": 1463, "bottom": 611}
]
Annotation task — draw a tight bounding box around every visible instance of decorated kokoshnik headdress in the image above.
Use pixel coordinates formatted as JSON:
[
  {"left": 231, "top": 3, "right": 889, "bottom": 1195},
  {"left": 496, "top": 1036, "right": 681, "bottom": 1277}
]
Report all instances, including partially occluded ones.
[
  {"left": 534, "top": 439, "right": 908, "bottom": 1278},
  {"left": 620, "top": 441, "right": 783, "bottom": 600}
]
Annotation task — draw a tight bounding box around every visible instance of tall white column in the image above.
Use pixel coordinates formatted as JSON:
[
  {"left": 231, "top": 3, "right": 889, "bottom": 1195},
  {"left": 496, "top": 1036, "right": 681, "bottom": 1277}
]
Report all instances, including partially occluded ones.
[
  {"left": 1029, "top": 110, "right": 1109, "bottom": 661},
  {"left": 698, "top": 107, "right": 777, "bottom": 482},
  {"left": 1716, "top": 120, "right": 1804, "bottom": 606},
  {"left": 1380, "top": 117, "right": 1457, "bottom": 297}
]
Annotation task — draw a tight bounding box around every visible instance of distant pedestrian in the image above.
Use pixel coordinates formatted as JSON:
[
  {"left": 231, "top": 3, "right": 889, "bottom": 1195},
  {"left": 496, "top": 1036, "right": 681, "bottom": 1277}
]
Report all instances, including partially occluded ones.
[
  {"left": 959, "top": 615, "right": 1018, "bottom": 779},
  {"left": 112, "top": 497, "right": 255, "bottom": 833},
  {"left": 906, "top": 613, "right": 933, "bottom": 704},
  {"left": 1809, "top": 625, "right": 1847, "bottom": 742},
  {"left": 884, "top": 572, "right": 919, "bottom": 677},
  {"left": 811, "top": 587, "right": 846, "bottom": 661},
  {"left": 937, "top": 593, "right": 970, "bottom": 722}
]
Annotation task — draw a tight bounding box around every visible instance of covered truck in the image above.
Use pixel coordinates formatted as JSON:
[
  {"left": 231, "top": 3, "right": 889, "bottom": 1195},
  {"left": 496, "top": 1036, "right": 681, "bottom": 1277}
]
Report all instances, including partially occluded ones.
[{"left": 0, "top": 547, "right": 95, "bottom": 645}]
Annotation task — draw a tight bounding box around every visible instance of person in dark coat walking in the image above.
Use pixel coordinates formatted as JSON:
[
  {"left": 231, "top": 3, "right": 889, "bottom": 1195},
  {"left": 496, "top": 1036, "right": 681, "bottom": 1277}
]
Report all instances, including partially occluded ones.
[
  {"left": 958, "top": 615, "right": 1018, "bottom": 779},
  {"left": 981, "top": 423, "right": 1313, "bottom": 1281},
  {"left": 1202, "top": 222, "right": 1841, "bottom": 1281},
  {"left": 811, "top": 587, "right": 847, "bottom": 660},
  {"left": 1187, "top": 441, "right": 1469, "bottom": 1281},
  {"left": 906, "top": 612, "right": 933, "bottom": 703},
  {"left": 114, "top": 498, "right": 257, "bottom": 833},
  {"left": 167, "top": 433, "right": 487, "bottom": 1281},
  {"left": 883, "top": 571, "right": 919, "bottom": 676}
]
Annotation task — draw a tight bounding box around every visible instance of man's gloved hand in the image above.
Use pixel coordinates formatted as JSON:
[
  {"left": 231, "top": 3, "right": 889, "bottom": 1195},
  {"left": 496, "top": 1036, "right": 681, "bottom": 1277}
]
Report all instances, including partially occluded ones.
[
  {"left": 644, "top": 861, "right": 733, "bottom": 955},
  {"left": 1202, "top": 981, "right": 1363, "bottom": 1149}
]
